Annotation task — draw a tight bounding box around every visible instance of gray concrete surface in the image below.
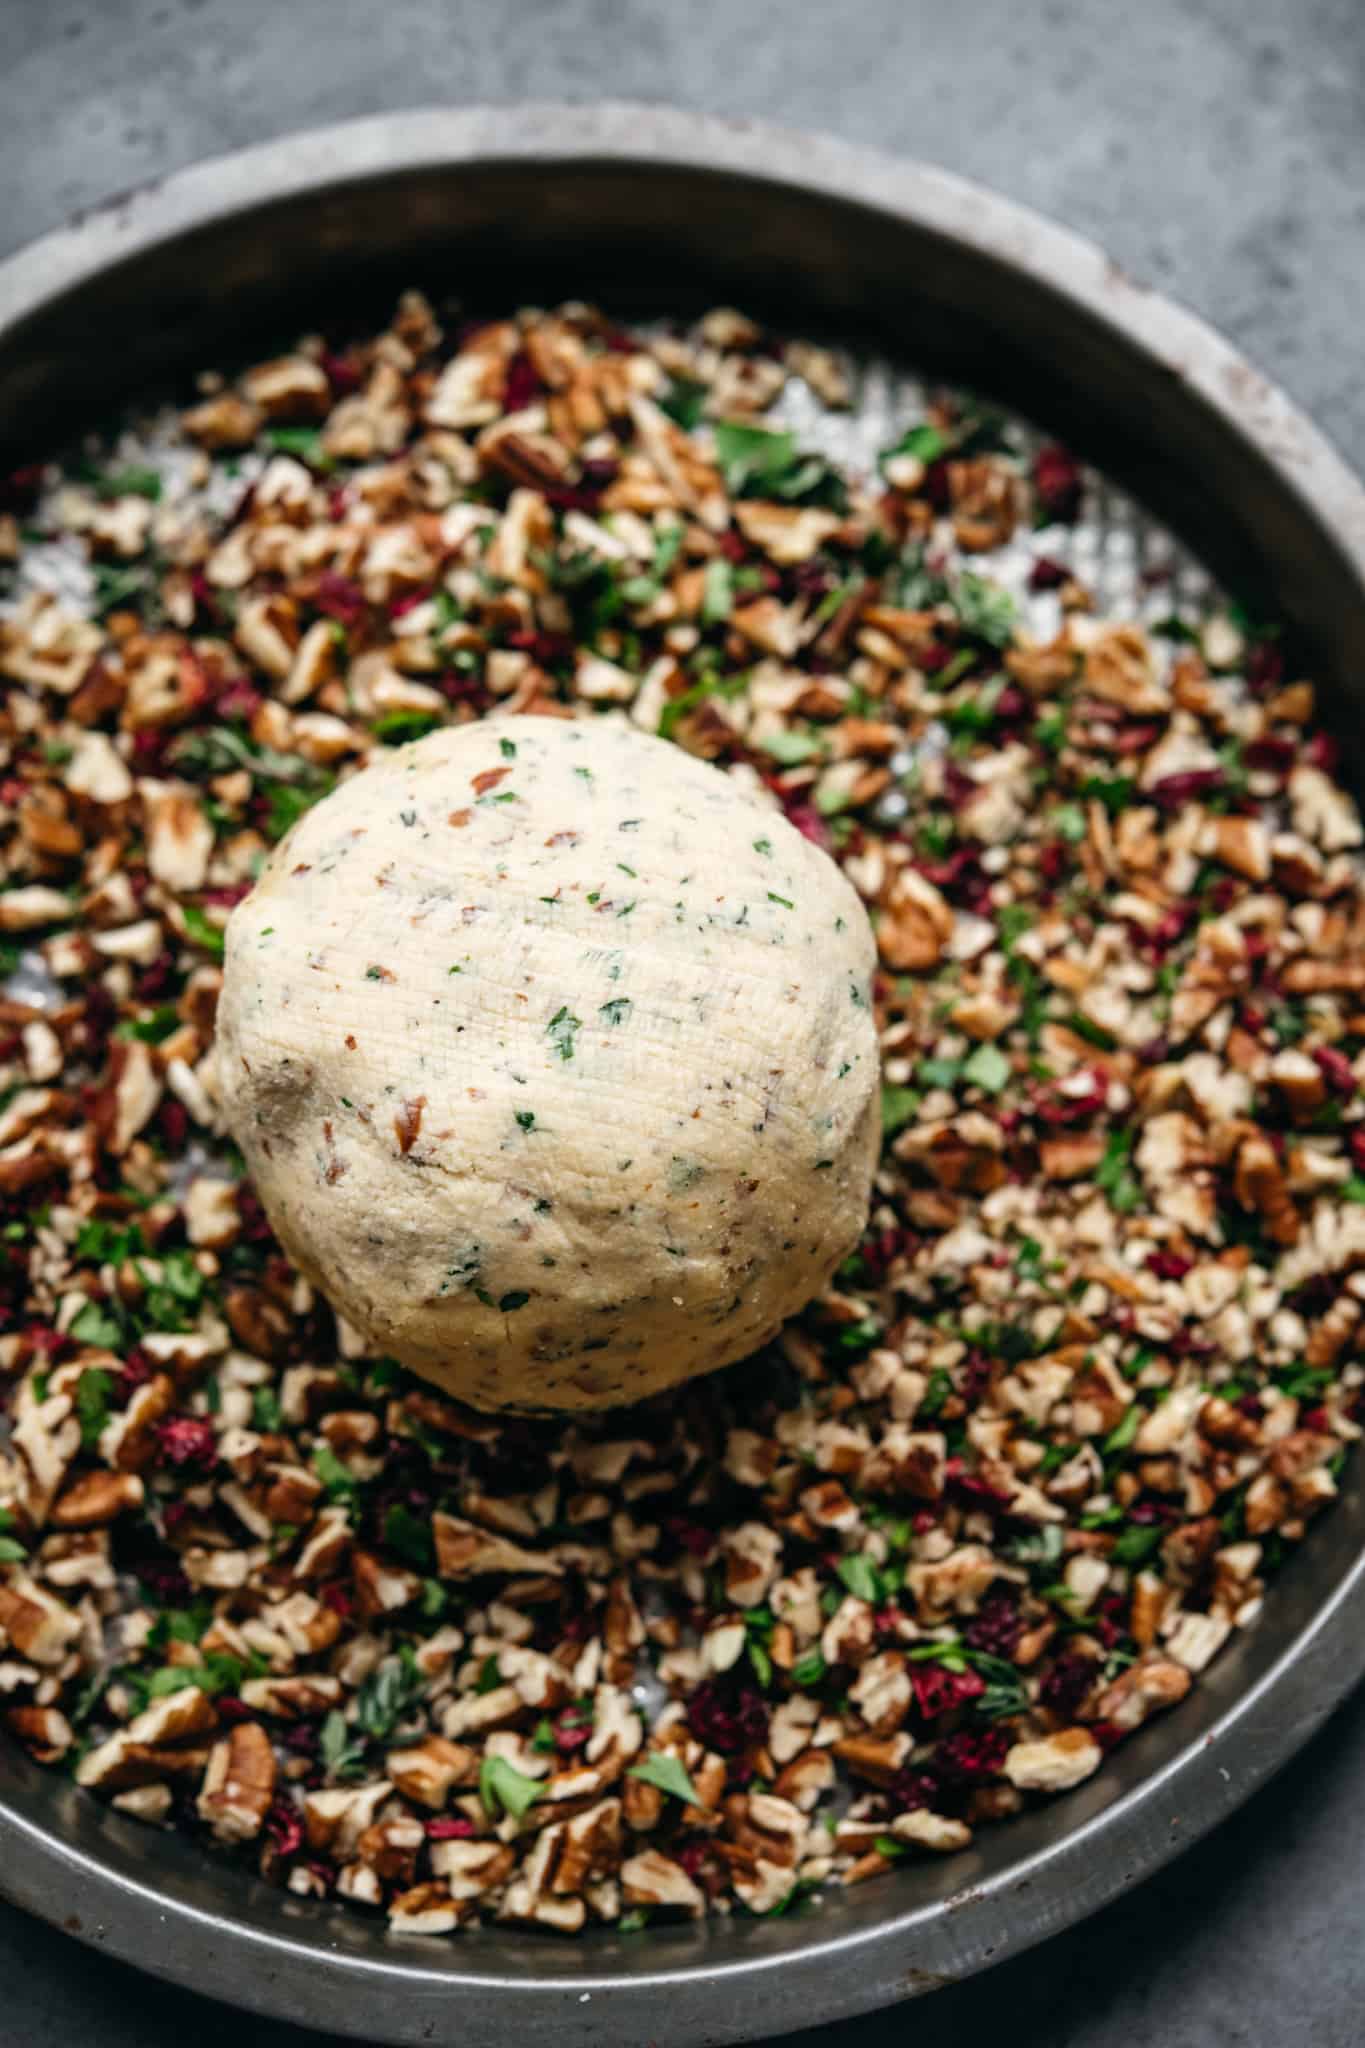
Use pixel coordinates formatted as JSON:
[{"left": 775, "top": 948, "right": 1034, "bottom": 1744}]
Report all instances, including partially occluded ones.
[{"left": 3, "top": 0, "right": 1365, "bottom": 2041}]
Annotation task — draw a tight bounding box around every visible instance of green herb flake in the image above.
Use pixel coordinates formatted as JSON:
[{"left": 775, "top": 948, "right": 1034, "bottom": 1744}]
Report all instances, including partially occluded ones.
[
  {"left": 962, "top": 1043, "right": 1010, "bottom": 1094},
  {"left": 547, "top": 1006, "right": 582, "bottom": 1060},
  {"left": 627, "top": 1752, "right": 701, "bottom": 1806},
  {"left": 479, "top": 1754, "right": 544, "bottom": 1821},
  {"left": 835, "top": 1554, "right": 880, "bottom": 1604},
  {"left": 181, "top": 904, "right": 225, "bottom": 958}
]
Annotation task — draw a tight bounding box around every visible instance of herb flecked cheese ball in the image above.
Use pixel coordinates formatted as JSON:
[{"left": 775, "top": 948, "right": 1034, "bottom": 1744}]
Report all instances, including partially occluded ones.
[{"left": 217, "top": 715, "right": 879, "bottom": 1411}]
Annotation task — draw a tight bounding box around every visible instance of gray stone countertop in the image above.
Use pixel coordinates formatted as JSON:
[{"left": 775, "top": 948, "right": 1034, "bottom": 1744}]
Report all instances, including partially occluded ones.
[{"left": 3, "top": 1, "right": 1364, "bottom": 2041}]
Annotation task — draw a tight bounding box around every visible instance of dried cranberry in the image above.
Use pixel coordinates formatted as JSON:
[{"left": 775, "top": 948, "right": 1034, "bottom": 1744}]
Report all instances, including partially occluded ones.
[
  {"left": 922, "top": 459, "right": 951, "bottom": 511},
  {"left": 213, "top": 678, "right": 263, "bottom": 723},
  {"left": 910, "top": 1661, "right": 986, "bottom": 1721},
  {"left": 666, "top": 1516, "right": 715, "bottom": 1560},
  {"left": 946, "top": 1458, "right": 1011, "bottom": 1514},
  {"left": 502, "top": 350, "right": 542, "bottom": 413},
  {"left": 963, "top": 1594, "right": 1023, "bottom": 1659},
  {"left": 958, "top": 1352, "right": 994, "bottom": 1405},
  {"left": 216, "top": 1696, "right": 252, "bottom": 1725},
  {"left": 1090, "top": 1719, "right": 1126, "bottom": 1752},
  {"left": 1244, "top": 642, "right": 1284, "bottom": 695},
  {"left": 157, "top": 1100, "right": 190, "bottom": 1152},
  {"left": 320, "top": 1581, "right": 354, "bottom": 1618},
  {"left": 1244, "top": 733, "right": 1295, "bottom": 775},
  {"left": 1149, "top": 769, "right": 1225, "bottom": 810},
  {"left": 425, "top": 1816, "right": 475, "bottom": 1840},
  {"left": 320, "top": 350, "right": 363, "bottom": 395},
  {"left": 1029, "top": 554, "right": 1070, "bottom": 591},
  {"left": 236, "top": 1183, "right": 274, "bottom": 1245},
  {"left": 130, "top": 730, "right": 172, "bottom": 774},
  {"left": 119, "top": 1345, "right": 154, "bottom": 1392},
  {"left": 1110, "top": 720, "right": 1163, "bottom": 757},
  {"left": 941, "top": 760, "right": 978, "bottom": 811},
  {"left": 389, "top": 585, "right": 433, "bottom": 620},
  {"left": 505, "top": 627, "right": 574, "bottom": 666},
  {"left": 1147, "top": 1249, "right": 1193, "bottom": 1280},
  {"left": 779, "top": 801, "right": 831, "bottom": 852},
  {"left": 281, "top": 1721, "right": 320, "bottom": 1755},
  {"left": 313, "top": 571, "right": 369, "bottom": 631},
  {"left": 1040, "top": 1650, "right": 1100, "bottom": 1720},
  {"left": 1302, "top": 1405, "right": 1331, "bottom": 1433},
  {"left": 1033, "top": 1068, "right": 1108, "bottom": 1128},
  {"left": 1349, "top": 1128, "right": 1365, "bottom": 1173},
  {"left": 1033, "top": 443, "right": 1083, "bottom": 524},
  {"left": 155, "top": 1415, "right": 218, "bottom": 1470},
  {"left": 887, "top": 1765, "right": 942, "bottom": 1812},
  {"left": 686, "top": 1682, "right": 769, "bottom": 1755},
  {"left": 1314, "top": 1045, "right": 1357, "bottom": 1099},
  {"left": 932, "top": 1725, "right": 1010, "bottom": 1784},
  {"left": 188, "top": 570, "right": 226, "bottom": 624},
  {"left": 265, "top": 1797, "right": 304, "bottom": 1857},
  {"left": 132, "top": 1556, "right": 192, "bottom": 1606},
  {"left": 1286, "top": 1273, "right": 1337, "bottom": 1320},
  {"left": 1037, "top": 839, "right": 1069, "bottom": 887},
  {"left": 1305, "top": 732, "right": 1339, "bottom": 775},
  {"left": 133, "top": 953, "right": 176, "bottom": 1004},
  {"left": 553, "top": 1708, "right": 592, "bottom": 1756},
  {"left": 1137, "top": 1034, "right": 1171, "bottom": 1065}
]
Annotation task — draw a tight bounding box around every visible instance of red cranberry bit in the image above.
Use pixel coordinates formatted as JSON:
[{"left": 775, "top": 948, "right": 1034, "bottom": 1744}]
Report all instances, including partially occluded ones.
[
  {"left": 265, "top": 1798, "right": 304, "bottom": 1857},
  {"left": 501, "top": 350, "right": 542, "bottom": 413},
  {"left": 320, "top": 350, "right": 363, "bottom": 395},
  {"left": 922, "top": 459, "right": 951, "bottom": 510},
  {"left": 1314, "top": 1045, "right": 1357, "bottom": 1099},
  {"left": 1244, "top": 641, "right": 1284, "bottom": 695},
  {"left": 1149, "top": 768, "right": 1226, "bottom": 810},
  {"left": 963, "top": 1594, "right": 1024, "bottom": 1659},
  {"left": 1032, "top": 443, "right": 1084, "bottom": 523},
  {"left": 910, "top": 1662, "right": 986, "bottom": 1721},
  {"left": 779, "top": 801, "right": 832, "bottom": 852},
  {"left": 426, "top": 1816, "right": 476, "bottom": 1840},
  {"left": 1244, "top": 733, "right": 1295, "bottom": 775},
  {"left": 887, "top": 1765, "right": 942, "bottom": 1812},
  {"left": 1029, "top": 554, "right": 1070, "bottom": 591},
  {"left": 932, "top": 1725, "right": 1010, "bottom": 1784},
  {"left": 313, "top": 571, "right": 369, "bottom": 631},
  {"left": 553, "top": 1708, "right": 592, "bottom": 1755},
  {"left": 321, "top": 1581, "right": 354, "bottom": 1618},
  {"left": 685, "top": 1682, "right": 769, "bottom": 1756},
  {"left": 1304, "top": 732, "right": 1339, "bottom": 774},
  {"left": 1147, "top": 1249, "right": 1193, "bottom": 1280},
  {"left": 213, "top": 677, "right": 264, "bottom": 723},
  {"left": 156, "top": 1415, "right": 218, "bottom": 1470},
  {"left": 1040, "top": 1650, "right": 1100, "bottom": 1720}
]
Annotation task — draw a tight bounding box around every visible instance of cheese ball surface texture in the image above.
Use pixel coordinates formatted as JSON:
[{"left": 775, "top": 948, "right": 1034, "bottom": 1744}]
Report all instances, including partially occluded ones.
[{"left": 217, "top": 716, "right": 879, "bottom": 1411}]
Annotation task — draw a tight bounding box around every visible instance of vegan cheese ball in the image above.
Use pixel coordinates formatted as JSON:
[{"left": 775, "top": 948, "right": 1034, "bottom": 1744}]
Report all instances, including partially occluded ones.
[{"left": 217, "top": 714, "right": 879, "bottom": 1410}]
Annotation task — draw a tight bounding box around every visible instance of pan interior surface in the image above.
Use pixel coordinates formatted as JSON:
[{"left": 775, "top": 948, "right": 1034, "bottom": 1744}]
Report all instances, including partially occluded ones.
[{"left": 1, "top": 105, "right": 1364, "bottom": 2048}]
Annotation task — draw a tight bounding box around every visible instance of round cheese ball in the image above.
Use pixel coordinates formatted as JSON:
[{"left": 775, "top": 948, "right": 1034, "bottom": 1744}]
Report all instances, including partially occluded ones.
[{"left": 217, "top": 715, "right": 878, "bottom": 1411}]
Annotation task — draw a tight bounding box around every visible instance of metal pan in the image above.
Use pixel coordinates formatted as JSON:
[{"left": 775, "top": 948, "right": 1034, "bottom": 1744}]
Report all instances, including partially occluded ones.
[{"left": 1, "top": 102, "right": 1364, "bottom": 2048}]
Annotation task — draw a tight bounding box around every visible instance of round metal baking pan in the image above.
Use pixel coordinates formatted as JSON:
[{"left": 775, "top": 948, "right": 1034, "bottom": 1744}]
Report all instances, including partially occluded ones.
[{"left": 2, "top": 102, "right": 1365, "bottom": 2047}]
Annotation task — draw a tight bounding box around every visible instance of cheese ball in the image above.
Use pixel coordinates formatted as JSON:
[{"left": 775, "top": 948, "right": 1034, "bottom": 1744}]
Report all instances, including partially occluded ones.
[{"left": 217, "top": 715, "right": 878, "bottom": 1411}]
